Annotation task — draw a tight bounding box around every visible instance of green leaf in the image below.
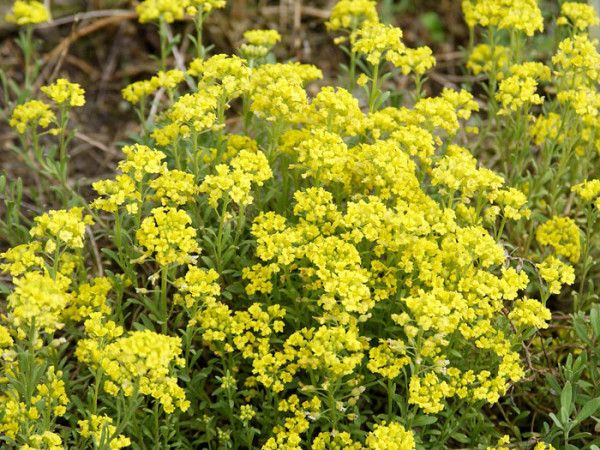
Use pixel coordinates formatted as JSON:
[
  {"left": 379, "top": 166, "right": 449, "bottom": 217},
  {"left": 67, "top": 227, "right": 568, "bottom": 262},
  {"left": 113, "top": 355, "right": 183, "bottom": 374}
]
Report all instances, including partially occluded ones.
[
  {"left": 549, "top": 412, "right": 565, "bottom": 430},
  {"left": 591, "top": 306, "right": 600, "bottom": 338},
  {"left": 412, "top": 415, "right": 438, "bottom": 427},
  {"left": 450, "top": 432, "right": 469, "bottom": 444},
  {"left": 574, "top": 397, "right": 600, "bottom": 425},
  {"left": 574, "top": 319, "right": 593, "bottom": 347},
  {"left": 546, "top": 373, "right": 561, "bottom": 394},
  {"left": 560, "top": 381, "right": 573, "bottom": 418}
]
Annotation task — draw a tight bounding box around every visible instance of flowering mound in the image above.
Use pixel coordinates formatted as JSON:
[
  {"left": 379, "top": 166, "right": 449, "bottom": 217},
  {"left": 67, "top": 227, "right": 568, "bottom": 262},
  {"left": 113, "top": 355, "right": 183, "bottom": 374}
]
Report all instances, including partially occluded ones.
[{"left": 2, "top": 0, "right": 600, "bottom": 448}]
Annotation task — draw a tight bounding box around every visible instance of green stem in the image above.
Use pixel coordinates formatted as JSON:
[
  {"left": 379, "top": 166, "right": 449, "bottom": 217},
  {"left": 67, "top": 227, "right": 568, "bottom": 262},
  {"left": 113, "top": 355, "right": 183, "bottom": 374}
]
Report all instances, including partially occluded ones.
[
  {"left": 161, "top": 265, "right": 169, "bottom": 334},
  {"left": 369, "top": 62, "right": 381, "bottom": 113}
]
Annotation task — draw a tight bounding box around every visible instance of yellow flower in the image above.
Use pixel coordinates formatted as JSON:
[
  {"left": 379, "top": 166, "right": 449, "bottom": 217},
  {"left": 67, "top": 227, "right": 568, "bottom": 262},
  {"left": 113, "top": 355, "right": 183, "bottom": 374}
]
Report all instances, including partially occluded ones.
[
  {"left": 536, "top": 216, "right": 581, "bottom": 263},
  {"left": 136, "top": 0, "right": 186, "bottom": 23},
  {"left": 168, "top": 90, "right": 219, "bottom": 131},
  {"left": 392, "top": 46, "right": 436, "bottom": 76},
  {"left": 312, "top": 431, "right": 361, "bottom": 449},
  {"left": 122, "top": 80, "right": 154, "bottom": 104},
  {"left": 7, "top": 270, "right": 72, "bottom": 333},
  {"left": 557, "top": 2, "right": 600, "bottom": 31},
  {"left": 187, "top": 55, "right": 250, "bottom": 99},
  {"left": 242, "top": 263, "right": 280, "bottom": 295},
  {"left": 10, "top": 100, "right": 55, "bottom": 134},
  {"left": 90, "top": 174, "right": 141, "bottom": 214},
  {"left": 30, "top": 207, "right": 94, "bottom": 251},
  {"left": 118, "top": 144, "right": 166, "bottom": 181},
  {"left": 352, "top": 22, "right": 405, "bottom": 66},
  {"left": 496, "top": 62, "right": 550, "bottom": 114},
  {"left": 365, "top": 421, "right": 416, "bottom": 449},
  {"left": 199, "top": 150, "right": 272, "bottom": 208},
  {"left": 537, "top": 256, "right": 576, "bottom": 295},
  {"left": 306, "top": 86, "right": 364, "bottom": 136},
  {"left": 509, "top": 297, "right": 552, "bottom": 328},
  {"left": 149, "top": 168, "right": 200, "bottom": 205},
  {"left": 78, "top": 329, "right": 189, "bottom": 413},
  {"left": 136, "top": 207, "right": 200, "bottom": 266},
  {"left": 6, "top": 1, "right": 49, "bottom": 25},
  {"left": 572, "top": 179, "right": 600, "bottom": 201},
  {"left": 462, "top": 0, "right": 543, "bottom": 36},
  {"left": 173, "top": 265, "right": 220, "bottom": 309},
  {"left": 0, "top": 242, "right": 44, "bottom": 276},
  {"left": 244, "top": 29, "right": 281, "bottom": 47},
  {"left": 78, "top": 414, "right": 131, "bottom": 449},
  {"left": 326, "top": 0, "right": 379, "bottom": 31},
  {"left": 467, "top": 44, "right": 510, "bottom": 78},
  {"left": 41, "top": 78, "right": 86, "bottom": 107}
]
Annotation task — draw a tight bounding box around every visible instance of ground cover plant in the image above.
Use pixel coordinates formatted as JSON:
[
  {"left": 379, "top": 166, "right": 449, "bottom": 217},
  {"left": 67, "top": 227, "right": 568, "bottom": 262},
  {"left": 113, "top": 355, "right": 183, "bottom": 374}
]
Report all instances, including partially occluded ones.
[{"left": 2, "top": 0, "right": 600, "bottom": 448}]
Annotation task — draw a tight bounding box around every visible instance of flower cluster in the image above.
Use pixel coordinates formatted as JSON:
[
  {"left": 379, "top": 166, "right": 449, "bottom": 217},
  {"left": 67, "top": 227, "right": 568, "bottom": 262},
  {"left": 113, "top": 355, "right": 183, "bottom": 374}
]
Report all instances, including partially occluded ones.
[
  {"left": 5, "top": 0, "right": 49, "bottom": 25},
  {"left": 41, "top": 79, "right": 86, "bottom": 107}
]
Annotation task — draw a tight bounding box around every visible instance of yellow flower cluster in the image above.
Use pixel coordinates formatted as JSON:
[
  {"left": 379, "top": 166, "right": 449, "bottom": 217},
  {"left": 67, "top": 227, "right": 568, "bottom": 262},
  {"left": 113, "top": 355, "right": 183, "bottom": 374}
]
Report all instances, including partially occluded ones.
[
  {"left": 244, "top": 29, "right": 281, "bottom": 47},
  {"left": 122, "top": 69, "right": 184, "bottom": 103},
  {"left": 467, "top": 44, "right": 510, "bottom": 78},
  {"left": 149, "top": 168, "right": 199, "bottom": 205},
  {"left": 496, "top": 62, "right": 550, "bottom": 113},
  {"left": 462, "top": 0, "right": 544, "bottom": 36},
  {"left": 312, "top": 430, "right": 362, "bottom": 449},
  {"left": 136, "top": 0, "right": 224, "bottom": 23},
  {"left": 118, "top": 144, "right": 166, "bottom": 181},
  {"left": 90, "top": 174, "right": 141, "bottom": 214},
  {"left": 537, "top": 256, "right": 576, "bottom": 296},
  {"left": 352, "top": 22, "right": 405, "bottom": 66},
  {"left": 572, "top": 179, "right": 600, "bottom": 202},
  {"left": 41, "top": 78, "right": 86, "bottom": 107},
  {"left": 306, "top": 86, "right": 364, "bottom": 136},
  {"left": 536, "top": 216, "right": 581, "bottom": 263},
  {"left": 136, "top": 207, "right": 200, "bottom": 266},
  {"left": 553, "top": 34, "right": 600, "bottom": 87},
  {"left": 7, "top": 271, "right": 71, "bottom": 333},
  {"left": 167, "top": 89, "right": 219, "bottom": 131},
  {"left": 76, "top": 328, "right": 189, "bottom": 413},
  {"left": 557, "top": 2, "right": 600, "bottom": 30},
  {"left": 63, "top": 277, "right": 112, "bottom": 322},
  {"left": 9, "top": 100, "right": 54, "bottom": 134},
  {"left": 187, "top": 55, "right": 250, "bottom": 99},
  {"left": 30, "top": 207, "right": 94, "bottom": 252},
  {"left": 21, "top": 431, "right": 64, "bottom": 450},
  {"left": 508, "top": 297, "right": 552, "bottom": 328},
  {"left": 365, "top": 421, "right": 416, "bottom": 450},
  {"left": 78, "top": 414, "right": 131, "bottom": 449},
  {"left": 326, "top": 0, "right": 378, "bottom": 31},
  {"left": 0, "top": 366, "right": 68, "bottom": 439},
  {"left": 174, "top": 265, "right": 220, "bottom": 309},
  {"left": 0, "top": 242, "right": 43, "bottom": 276},
  {"left": 199, "top": 149, "right": 272, "bottom": 207},
  {"left": 5, "top": 0, "right": 49, "bottom": 25}
]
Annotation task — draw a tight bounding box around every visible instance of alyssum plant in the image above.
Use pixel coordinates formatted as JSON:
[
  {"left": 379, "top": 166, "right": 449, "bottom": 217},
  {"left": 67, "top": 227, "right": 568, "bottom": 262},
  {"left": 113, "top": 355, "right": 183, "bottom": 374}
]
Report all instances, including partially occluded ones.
[{"left": 1, "top": 0, "right": 600, "bottom": 448}]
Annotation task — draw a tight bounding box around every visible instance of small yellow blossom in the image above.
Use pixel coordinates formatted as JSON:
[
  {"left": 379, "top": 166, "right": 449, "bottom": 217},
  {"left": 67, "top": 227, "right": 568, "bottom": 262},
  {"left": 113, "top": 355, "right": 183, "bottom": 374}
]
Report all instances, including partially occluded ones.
[
  {"left": 41, "top": 79, "right": 86, "bottom": 107},
  {"left": 365, "top": 421, "right": 415, "bottom": 449},
  {"left": 557, "top": 2, "right": 600, "bottom": 31},
  {"left": 30, "top": 207, "right": 94, "bottom": 251},
  {"left": 536, "top": 216, "right": 581, "bottom": 263},
  {"left": 10, "top": 100, "right": 55, "bottom": 134},
  {"left": 326, "top": 0, "right": 379, "bottom": 31},
  {"left": 6, "top": 1, "right": 49, "bottom": 25},
  {"left": 537, "top": 256, "right": 576, "bottom": 295},
  {"left": 244, "top": 29, "right": 281, "bottom": 47},
  {"left": 572, "top": 179, "right": 600, "bottom": 201},
  {"left": 136, "top": 207, "right": 200, "bottom": 266},
  {"left": 78, "top": 414, "right": 131, "bottom": 449}
]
